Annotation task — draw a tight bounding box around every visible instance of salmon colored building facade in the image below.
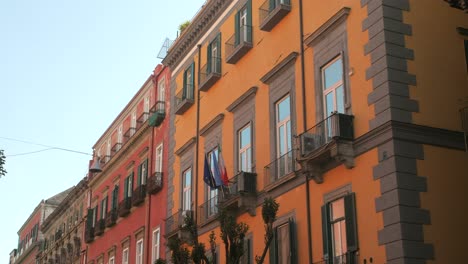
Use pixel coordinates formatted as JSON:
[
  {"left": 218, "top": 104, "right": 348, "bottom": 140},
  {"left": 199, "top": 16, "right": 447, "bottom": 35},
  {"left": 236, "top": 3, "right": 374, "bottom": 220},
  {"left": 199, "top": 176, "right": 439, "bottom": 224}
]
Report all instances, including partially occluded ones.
[
  {"left": 162, "top": 0, "right": 468, "bottom": 264},
  {"left": 83, "top": 64, "right": 171, "bottom": 264}
]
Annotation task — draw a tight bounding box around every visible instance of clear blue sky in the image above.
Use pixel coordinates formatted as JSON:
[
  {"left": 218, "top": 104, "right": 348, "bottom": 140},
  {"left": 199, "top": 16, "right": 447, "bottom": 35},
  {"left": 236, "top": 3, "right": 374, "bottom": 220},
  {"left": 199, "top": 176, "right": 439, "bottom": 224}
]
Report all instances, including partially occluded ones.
[{"left": 0, "top": 0, "right": 205, "bottom": 260}]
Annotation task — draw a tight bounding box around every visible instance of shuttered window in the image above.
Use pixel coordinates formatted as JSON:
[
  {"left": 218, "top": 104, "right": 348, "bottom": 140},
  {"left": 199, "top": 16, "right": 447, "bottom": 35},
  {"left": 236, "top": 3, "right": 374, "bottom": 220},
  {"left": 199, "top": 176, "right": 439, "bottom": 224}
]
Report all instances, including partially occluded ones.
[
  {"left": 321, "top": 193, "right": 358, "bottom": 264},
  {"left": 269, "top": 218, "right": 297, "bottom": 264},
  {"left": 137, "top": 159, "right": 148, "bottom": 186}
]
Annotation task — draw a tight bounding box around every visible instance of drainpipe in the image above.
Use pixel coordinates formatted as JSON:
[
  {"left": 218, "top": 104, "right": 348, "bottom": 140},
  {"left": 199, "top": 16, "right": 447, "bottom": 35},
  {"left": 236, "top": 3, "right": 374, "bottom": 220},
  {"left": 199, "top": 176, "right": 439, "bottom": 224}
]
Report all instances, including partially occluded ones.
[
  {"left": 146, "top": 72, "right": 157, "bottom": 264},
  {"left": 195, "top": 44, "right": 202, "bottom": 224},
  {"left": 299, "top": 0, "right": 313, "bottom": 263}
]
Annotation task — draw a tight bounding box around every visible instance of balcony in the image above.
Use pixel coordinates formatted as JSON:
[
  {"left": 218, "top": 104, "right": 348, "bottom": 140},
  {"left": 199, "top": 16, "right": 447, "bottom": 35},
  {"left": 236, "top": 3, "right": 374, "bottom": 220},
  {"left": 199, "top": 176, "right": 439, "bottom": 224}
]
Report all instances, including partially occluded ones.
[
  {"left": 137, "top": 112, "right": 149, "bottom": 130},
  {"left": 132, "top": 185, "right": 147, "bottom": 206},
  {"left": 264, "top": 149, "right": 296, "bottom": 188},
  {"left": 105, "top": 208, "right": 118, "bottom": 228},
  {"left": 165, "top": 209, "right": 193, "bottom": 243},
  {"left": 175, "top": 85, "right": 194, "bottom": 115},
  {"left": 259, "top": 0, "right": 291, "bottom": 32},
  {"left": 297, "top": 113, "right": 355, "bottom": 184},
  {"left": 118, "top": 198, "right": 132, "bottom": 217},
  {"left": 149, "top": 101, "right": 166, "bottom": 127},
  {"left": 225, "top": 25, "right": 253, "bottom": 64},
  {"left": 198, "top": 195, "right": 219, "bottom": 226},
  {"left": 147, "top": 172, "right": 163, "bottom": 194},
  {"left": 313, "top": 252, "right": 356, "bottom": 264},
  {"left": 199, "top": 57, "right": 222, "bottom": 92},
  {"left": 84, "top": 226, "right": 94, "bottom": 243},
  {"left": 94, "top": 219, "right": 105, "bottom": 236},
  {"left": 219, "top": 171, "right": 257, "bottom": 216},
  {"left": 111, "top": 142, "right": 123, "bottom": 153},
  {"left": 124, "top": 127, "right": 136, "bottom": 141}
]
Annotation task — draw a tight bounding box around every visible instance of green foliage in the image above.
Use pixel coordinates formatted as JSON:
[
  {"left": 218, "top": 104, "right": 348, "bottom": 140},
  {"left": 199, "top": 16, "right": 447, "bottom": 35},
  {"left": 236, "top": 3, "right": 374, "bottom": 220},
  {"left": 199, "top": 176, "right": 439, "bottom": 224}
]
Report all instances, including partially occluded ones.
[
  {"left": 167, "top": 237, "right": 190, "bottom": 264},
  {"left": 0, "top": 149, "right": 6, "bottom": 177},
  {"left": 179, "top": 20, "right": 191, "bottom": 33},
  {"left": 219, "top": 209, "right": 249, "bottom": 264},
  {"left": 154, "top": 259, "right": 167, "bottom": 264},
  {"left": 255, "top": 197, "right": 280, "bottom": 264}
]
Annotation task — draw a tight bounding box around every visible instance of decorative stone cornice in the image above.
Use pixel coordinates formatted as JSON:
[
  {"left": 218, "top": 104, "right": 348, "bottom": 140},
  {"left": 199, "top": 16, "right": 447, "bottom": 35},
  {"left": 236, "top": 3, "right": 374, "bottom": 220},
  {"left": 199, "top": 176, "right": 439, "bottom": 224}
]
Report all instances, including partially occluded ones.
[{"left": 162, "top": 0, "right": 231, "bottom": 68}]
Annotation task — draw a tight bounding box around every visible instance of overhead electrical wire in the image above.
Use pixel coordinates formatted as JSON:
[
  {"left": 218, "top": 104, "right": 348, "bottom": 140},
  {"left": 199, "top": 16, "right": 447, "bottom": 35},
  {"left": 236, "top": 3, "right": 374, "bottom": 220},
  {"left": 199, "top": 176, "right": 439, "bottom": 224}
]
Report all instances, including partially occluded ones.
[{"left": 0, "top": 136, "right": 92, "bottom": 157}]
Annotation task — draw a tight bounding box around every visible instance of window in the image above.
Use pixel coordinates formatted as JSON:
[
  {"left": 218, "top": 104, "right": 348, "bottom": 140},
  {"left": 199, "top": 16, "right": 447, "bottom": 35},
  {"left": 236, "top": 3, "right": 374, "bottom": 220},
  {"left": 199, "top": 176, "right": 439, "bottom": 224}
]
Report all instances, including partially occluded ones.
[
  {"left": 136, "top": 239, "right": 144, "bottom": 264},
  {"left": 208, "top": 34, "right": 222, "bottom": 74},
  {"left": 152, "top": 228, "right": 160, "bottom": 263},
  {"left": 137, "top": 159, "right": 148, "bottom": 186},
  {"left": 124, "top": 173, "right": 134, "bottom": 199},
  {"left": 108, "top": 257, "right": 114, "bottom": 264},
  {"left": 322, "top": 56, "right": 345, "bottom": 117},
  {"left": 100, "top": 197, "right": 108, "bottom": 219},
  {"left": 183, "top": 63, "right": 195, "bottom": 100},
  {"left": 269, "top": 218, "right": 297, "bottom": 264},
  {"left": 240, "top": 237, "right": 252, "bottom": 264},
  {"left": 106, "top": 139, "right": 111, "bottom": 162},
  {"left": 206, "top": 148, "right": 219, "bottom": 216},
  {"left": 182, "top": 168, "right": 192, "bottom": 211},
  {"left": 111, "top": 185, "right": 119, "bottom": 210},
  {"left": 238, "top": 124, "right": 252, "bottom": 172},
  {"left": 275, "top": 95, "right": 293, "bottom": 177},
  {"left": 235, "top": 1, "right": 252, "bottom": 45},
  {"left": 158, "top": 77, "right": 166, "bottom": 102},
  {"left": 131, "top": 111, "right": 137, "bottom": 134},
  {"left": 122, "top": 248, "right": 129, "bottom": 264},
  {"left": 155, "top": 144, "right": 163, "bottom": 173},
  {"left": 321, "top": 193, "right": 358, "bottom": 263},
  {"left": 144, "top": 95, "right": 150, "bottom": 113}
]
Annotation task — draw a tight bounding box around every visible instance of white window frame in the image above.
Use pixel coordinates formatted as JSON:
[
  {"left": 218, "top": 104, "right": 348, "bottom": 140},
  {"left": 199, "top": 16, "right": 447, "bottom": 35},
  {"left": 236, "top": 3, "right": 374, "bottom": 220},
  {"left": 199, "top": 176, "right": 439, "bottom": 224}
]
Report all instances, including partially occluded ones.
[
  {"left": 152, "top": 228, "right": 161, "bottom": 263},
  {"left": 131, "top": 111, "right": 137, "bottom": 136},
  {"left": 106, "top": 139, "right": 111, "bottom": 162},
  {"left": 141, "top": 161, "right": 147, "bottom": 185},
  {"left": 122, "top": 248, "right": 129, "bottom": 264},
  {"left": 117, "top": 125, "right": 123, "bottom": 148},
  {"left": 239, "top": 7, "right": 248, "bottom": 41},
  {"left": 158, "top": 77, "right": 166, "bottom": 102},
  {"left": 321, "top": 55, "right": 344, "bottom": 117},
  {"left": 275, "top": 95, "right": 292, "bottom": 157},
  {"left": 182, "top": 168, "right": 192, "bottom": 211},
  {"left": 144, "top": 95, "right": 150, "bottom": 121},
  {"left": 155, "top": 143, "right": 163, "bottom": 173},
  {"left": 108, "top": 256, "right": 115, "bottom": 264},
  {"left": 238, "top": 123, "right": 252, "bottom": 173},
  {"left": 136, "top": 239, "right": 144, "bottom": 264}
]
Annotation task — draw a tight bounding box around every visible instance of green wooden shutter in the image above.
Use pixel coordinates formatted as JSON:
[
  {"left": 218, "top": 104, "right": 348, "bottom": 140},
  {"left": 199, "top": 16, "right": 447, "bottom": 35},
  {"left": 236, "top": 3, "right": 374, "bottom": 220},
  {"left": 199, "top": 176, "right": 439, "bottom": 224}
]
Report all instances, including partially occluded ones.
[
  {"left": 137, "top": 163, "right": 142, "bottom": 186},
  {"left": 269, "top": 227, "right": 277, "bottom": 264},
  {"left": 321, "top": 204, "right": 332, "bottom": 263},
  {"left": 289, "top": 219, "right": 298, "bottom": 264},
  {"left": 207, "top": 42, "right": 212, "bottom": 73},
  {"left": 191, "top": 62, "right": 195, "bottom": 95},
  {"left": 216, "top": 34, "right": 222, "bottom": 73},
  {"left": 245, "top": 238, "right": 251, "bottom": 264},
  {"left": 247, "top": 0, "right": 252, "bottom": 42},
  {"left": 344, "top": 193, "right": 358, "bottom": 252},
  {"left": 124, "top": 177, "right": 129, "bottom": 199},
  {"left": 112, "top": 185, "right": 119, "bottom": 209},
  {"left": 93, "top": 206, "right": 98, "bottom": 226},
  {"left": 129, "top": 172, "right": 134, "bottom": 196},
  {"left": 183, "top": 69, "right": 187, "bottom": 98},
  {"left": 235, "top": 11, "right": 240, "bottom": 46}
]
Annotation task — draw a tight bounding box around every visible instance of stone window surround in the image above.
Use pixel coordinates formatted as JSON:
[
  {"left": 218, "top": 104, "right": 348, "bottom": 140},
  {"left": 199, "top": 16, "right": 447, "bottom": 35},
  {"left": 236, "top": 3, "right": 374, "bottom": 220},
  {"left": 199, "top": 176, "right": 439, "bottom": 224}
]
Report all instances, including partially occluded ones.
[{"left": 176, "top": 137, "right": 196, "bottom": 211}]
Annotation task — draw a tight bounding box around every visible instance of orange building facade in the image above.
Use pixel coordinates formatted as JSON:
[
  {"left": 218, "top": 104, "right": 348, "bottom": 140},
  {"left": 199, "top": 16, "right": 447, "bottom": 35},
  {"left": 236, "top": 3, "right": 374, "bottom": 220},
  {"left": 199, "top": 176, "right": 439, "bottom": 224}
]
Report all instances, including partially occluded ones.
[
  {"left": 162, "top": 0, "right": 468, "bottom": 264},
  {"left": 83, "top": 64, "right": 171, "bottom": 264}
]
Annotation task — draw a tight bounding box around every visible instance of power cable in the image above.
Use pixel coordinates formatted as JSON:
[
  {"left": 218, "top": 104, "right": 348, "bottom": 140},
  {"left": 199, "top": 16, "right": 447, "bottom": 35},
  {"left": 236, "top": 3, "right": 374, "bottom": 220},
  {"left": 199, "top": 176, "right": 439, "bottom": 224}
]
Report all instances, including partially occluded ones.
[{"left": 0, "top": 136, "right": 91, "bottom": 156}]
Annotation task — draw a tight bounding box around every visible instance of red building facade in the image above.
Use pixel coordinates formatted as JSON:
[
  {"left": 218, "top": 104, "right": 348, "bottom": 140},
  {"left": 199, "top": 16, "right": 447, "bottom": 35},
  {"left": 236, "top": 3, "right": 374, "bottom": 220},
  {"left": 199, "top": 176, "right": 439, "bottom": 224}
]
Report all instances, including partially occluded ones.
[{"left": 84, "top": 64, "right": 171, "bottom": 264}]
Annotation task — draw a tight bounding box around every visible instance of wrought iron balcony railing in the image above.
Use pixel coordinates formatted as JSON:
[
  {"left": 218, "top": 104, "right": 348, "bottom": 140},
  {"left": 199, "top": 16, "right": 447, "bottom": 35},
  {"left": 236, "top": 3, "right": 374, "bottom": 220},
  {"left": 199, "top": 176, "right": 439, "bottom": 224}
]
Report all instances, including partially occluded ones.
[
  {"left": 132, "top": 185, "right": 147, "bottom": 206},
  {"left": 219, "top": 171, "right": 258, "bottom": 215},
  {"left": 259, "top": 0, "right": 291, "bottom": 31},
  {"left": 312, "top": 252, "right": 356, "bottom": 264},
  {"left": 175, "top": 85, "right": 195, "bottom": 115},
  {"left": 111, "top": 142, "right": 123, "bottom": 153},
  {"left": 199, "top": 195, "right": 219, "bottom": 226},
  {"left": 105, "top": 208, "right": 118, "bottom": 228},
  {"left": 165, "top": 209, "right": 193, "bottom": 238},
  {"left": 124, "top": 127, "right": 136, "bottom": 140},
  {"left": 147, "top": 172, "right": 163, "bottom": 194},
  {"left": 137, "top": 112, "right": 149, "bottom": 130},
  {"left": 199, "top": 57, "right": 222, "bottom": 91},
  {"left": 84, "top": 226, "right": 94, "bottom": 243},
  {"left": 225, "top": 25, "right": 253, "bottom": 64},
  {"left": 264, "top": 149, "right": 296, "bottom": 187},
  {"left": 299, "top": 113, "right": 354, "bottom": 156},
  {"left": 118, "top": 197, "right": 132, "bottom": 217},
  {"left": 94, "top": 219, "right": 105, "bottom": 236},
  {"left": 149, "top": 101, "right": 166, "bottom": 127}
]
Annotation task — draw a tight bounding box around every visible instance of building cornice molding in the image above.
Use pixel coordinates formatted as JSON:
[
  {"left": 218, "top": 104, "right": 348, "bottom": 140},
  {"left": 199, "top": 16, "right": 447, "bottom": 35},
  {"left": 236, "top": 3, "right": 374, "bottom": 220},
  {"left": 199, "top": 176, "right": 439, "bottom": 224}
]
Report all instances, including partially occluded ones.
[
  {"left": 200, "top": 114, "right": 225, "bottom": 136},
  {"left": 260, "top": 52, "right": 299, "bottom": 84},
  {"left": 162, "top": 0, "right": 231, "bottom": 68},
  {"left": 304, "top": 7, "right": 351, "bottom": 46},
  {"left": 226, "top": 86, "right": 258, "bottom": 112},
  {"left": 175, "top": 137, "right": 197, "bottom": 156}
]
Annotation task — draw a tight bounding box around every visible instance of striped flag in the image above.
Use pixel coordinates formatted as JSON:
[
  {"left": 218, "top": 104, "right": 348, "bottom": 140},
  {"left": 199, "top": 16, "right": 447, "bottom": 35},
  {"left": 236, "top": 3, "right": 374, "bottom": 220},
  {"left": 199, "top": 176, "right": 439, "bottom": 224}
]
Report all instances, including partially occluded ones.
[{"left": 217, "top": 146, "right": 229, "bottom": 186}]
